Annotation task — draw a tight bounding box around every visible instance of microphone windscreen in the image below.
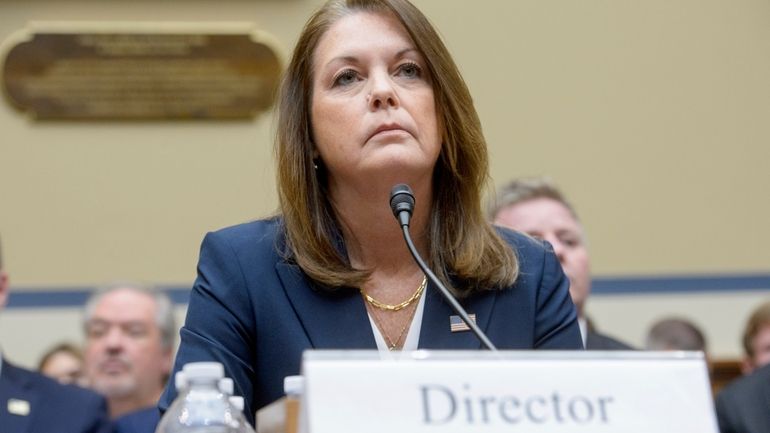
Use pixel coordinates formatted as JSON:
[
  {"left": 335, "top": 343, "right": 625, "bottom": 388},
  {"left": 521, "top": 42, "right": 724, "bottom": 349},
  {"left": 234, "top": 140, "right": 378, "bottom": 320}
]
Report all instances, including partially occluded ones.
[{"left": 389, "top": 184, "right": 415, "bottom": 217}]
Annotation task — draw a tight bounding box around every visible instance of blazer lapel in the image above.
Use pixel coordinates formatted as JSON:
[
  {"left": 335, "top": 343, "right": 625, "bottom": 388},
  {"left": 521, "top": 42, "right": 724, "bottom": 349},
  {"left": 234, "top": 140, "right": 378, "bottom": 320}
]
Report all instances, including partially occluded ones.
[
  {"left": 0, "top": 361, "right": 37, "bottom": 433},
  {"left": 418, "top": 282, "right": 498, "bottom": 350},
  {"left": 276, "top": 263, "right": 376, "bottom": 349}
]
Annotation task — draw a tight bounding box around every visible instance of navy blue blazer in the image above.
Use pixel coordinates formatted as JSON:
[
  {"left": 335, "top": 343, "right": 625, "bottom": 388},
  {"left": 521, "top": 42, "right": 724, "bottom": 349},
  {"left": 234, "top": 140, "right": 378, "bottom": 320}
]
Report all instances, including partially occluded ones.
[
  {"left": 114, "top": 407, "right": 160, "bottom": 433},
  {"left": 715, "top": 363, "right": 770, "bottom": 433},
  {"left": 0, "top": 358, "right": 112, "bottom": 433},
  {"left": 159, "top": 218, "right": 582, "bottom": 425}
]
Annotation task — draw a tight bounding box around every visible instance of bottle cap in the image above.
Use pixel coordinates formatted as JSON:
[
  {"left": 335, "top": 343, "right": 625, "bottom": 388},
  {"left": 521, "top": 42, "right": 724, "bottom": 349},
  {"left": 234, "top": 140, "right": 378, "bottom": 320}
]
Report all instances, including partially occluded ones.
[
  {"left": 229, "top": 396, "right": 245, "bottom": 412},
  {"left": 174, "top": 371, "right": 187, "bottom": 392},
  {"left": 283, "top": 375, "right": 305, "bottom": 397},
  {"left": 218, "top": 377, "right": 234, "bottom": 395},
  {"left": 182, "top": 362, "right": 225, "bottom": 381}
]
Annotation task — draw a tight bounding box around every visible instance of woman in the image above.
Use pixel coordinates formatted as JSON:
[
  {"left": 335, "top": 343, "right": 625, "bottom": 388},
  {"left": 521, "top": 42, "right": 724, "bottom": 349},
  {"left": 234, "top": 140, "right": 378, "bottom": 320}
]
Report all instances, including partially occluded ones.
[
  {"left": 160, "top": 0, "right": 582, "bottom": 424},
  {"left": 38, "top": 342, "right": 88, "bottom": 387}
]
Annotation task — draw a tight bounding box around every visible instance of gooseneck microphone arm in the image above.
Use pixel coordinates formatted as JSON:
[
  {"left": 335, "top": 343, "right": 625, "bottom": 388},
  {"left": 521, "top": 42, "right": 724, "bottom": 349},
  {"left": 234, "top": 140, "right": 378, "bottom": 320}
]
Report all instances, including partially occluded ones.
[{"left": 389, "top": 184, "right": 497, "bottom": 351}]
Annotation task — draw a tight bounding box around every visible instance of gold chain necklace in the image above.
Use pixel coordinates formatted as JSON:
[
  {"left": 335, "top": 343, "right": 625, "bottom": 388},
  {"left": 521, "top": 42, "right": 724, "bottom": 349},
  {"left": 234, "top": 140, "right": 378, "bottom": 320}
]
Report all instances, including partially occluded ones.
[
  {"left": 361, "top": 276, "right": 427, "bottom": 311},
  {"left": 368, "top": 298, "right": 420, "bottom": 351}
]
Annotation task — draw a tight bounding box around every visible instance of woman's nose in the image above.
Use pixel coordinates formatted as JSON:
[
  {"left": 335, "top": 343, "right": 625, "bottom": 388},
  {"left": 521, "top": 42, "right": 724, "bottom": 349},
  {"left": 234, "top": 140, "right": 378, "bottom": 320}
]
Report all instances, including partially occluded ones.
[{"left": 367, "top": 72, "right": 400, "bottom": 110}]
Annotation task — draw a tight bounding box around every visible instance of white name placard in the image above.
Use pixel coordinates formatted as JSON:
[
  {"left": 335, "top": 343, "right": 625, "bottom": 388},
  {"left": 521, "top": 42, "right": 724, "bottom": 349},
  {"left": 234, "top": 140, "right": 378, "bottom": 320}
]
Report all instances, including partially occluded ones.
[{"left": 300, "top": 350, "right": 717, "bottom": 433}]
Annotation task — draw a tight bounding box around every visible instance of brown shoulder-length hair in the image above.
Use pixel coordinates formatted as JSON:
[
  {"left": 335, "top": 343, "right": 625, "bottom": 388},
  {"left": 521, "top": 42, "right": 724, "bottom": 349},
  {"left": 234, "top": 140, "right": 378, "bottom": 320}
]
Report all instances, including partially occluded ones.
[
  {"left": 743, "top": 301, "right": 770, "bottom": 358},
  {"left": 276, "top": 0, "right": 517, "bottom": 297}
]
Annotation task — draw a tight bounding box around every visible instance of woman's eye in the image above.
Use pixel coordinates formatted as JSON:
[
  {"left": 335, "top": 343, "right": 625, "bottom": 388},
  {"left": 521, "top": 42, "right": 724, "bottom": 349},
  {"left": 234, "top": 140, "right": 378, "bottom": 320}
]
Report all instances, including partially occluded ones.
[
  {"left": 397, "top": 62, "right": 422, "bottom": 79},
  {"left": 333, "top": 69, "right": 358, "bottom": 87}
]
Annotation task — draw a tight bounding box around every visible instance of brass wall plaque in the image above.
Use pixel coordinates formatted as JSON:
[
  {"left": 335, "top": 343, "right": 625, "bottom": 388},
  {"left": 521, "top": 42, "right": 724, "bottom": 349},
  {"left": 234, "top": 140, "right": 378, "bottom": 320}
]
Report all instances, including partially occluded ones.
[{"left": 1, "top": 24, "right": 282, "bottom": 119}]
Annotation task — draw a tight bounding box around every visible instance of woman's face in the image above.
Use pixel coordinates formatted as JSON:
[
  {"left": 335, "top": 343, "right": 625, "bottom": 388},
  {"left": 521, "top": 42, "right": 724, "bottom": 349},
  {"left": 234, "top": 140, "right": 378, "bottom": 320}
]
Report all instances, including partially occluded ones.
[
  {"left": 41, "top": 351, "right": 86, "bottom": 386},
  {"left": 310, "top": 11, "right": 441, "bottom": 190}
]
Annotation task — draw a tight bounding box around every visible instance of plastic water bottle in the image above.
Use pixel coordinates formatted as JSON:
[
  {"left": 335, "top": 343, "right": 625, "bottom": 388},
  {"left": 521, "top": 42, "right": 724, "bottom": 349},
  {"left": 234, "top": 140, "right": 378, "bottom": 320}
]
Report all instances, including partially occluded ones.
[
  {"left": 283, "top": 376, "right": 304, "bottom": 400},
  {"left": 175, "top": 371, "right": 188, "bottom": 394},
  {"left": 283, "top": 376, "right": 304, "bottom": 433},
  {"left": 218, "top": 377, "right": 255, "bottom": 433},
  {"left": 227, "top": 396, "right": 255, "bottom": 433},
  {"left": 218, "top": 378, "right": 234, "bottom": 398},
  {"left": 155, "top": 362, "right": 241, "bottom": 433}
]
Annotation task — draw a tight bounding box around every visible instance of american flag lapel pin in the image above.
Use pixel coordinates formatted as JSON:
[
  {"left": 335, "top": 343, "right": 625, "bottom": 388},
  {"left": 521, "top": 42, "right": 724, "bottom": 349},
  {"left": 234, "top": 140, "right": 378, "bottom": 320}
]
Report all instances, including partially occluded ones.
[
  {"left": 7, "top": 398, "right": 30, "bottom": 416},
  {"left": 450, "top": 314, "right": 476, "bottom": 332}
]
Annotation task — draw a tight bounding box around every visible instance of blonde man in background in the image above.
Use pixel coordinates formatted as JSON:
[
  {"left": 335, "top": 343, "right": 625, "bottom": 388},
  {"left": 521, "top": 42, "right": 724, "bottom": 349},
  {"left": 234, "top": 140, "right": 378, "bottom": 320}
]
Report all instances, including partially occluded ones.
[
  {"left": 740, "top": 300, "right": 770, "bottom": 375},
  {"left": 715, "top": 300, "right": 770, "bottom": 433},
  {"left": 490, "top": 177, "right": 633, "bottom": 350}
]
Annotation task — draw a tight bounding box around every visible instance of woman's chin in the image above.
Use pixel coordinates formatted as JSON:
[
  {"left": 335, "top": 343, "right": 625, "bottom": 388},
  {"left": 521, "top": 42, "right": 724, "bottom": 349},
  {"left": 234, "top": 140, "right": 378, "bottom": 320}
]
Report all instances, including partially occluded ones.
[{"left": 365, "top": 145, "right": 438, "bottom": 172}]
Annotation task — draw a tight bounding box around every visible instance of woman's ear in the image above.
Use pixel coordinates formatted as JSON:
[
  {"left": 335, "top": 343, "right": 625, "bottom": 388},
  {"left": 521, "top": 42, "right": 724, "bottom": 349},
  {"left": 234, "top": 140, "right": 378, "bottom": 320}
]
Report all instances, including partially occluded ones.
[{"left": 312, "top": 148, "right": 321, "bottom": 170}]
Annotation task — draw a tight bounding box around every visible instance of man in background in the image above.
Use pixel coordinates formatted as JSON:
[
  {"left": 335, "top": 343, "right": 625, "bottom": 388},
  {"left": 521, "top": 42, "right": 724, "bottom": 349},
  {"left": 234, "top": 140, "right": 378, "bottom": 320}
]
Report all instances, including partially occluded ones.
[
  {"left": 83, "top": 282, "right": 176, "bottom": 432},
  {"left": 739, "top": 301, "right": 770, "bottom": 375},
  {"left": 645, "top": 316, "right": 712, "bottom": 381},
  {"left": 0, "top": 236, "right": 112, "bottom": 433},
  {"left": 645, "top": 316, "right": 708, "bottom": 353},
  {"left": 713, "top": 301, "right": 770, "bottom": 433},
  {"left": 490, "top": 177, "right": 633, "bottom": 350},
  {"left": 716, "top": 362, "right": 770, "bottom": 433}
]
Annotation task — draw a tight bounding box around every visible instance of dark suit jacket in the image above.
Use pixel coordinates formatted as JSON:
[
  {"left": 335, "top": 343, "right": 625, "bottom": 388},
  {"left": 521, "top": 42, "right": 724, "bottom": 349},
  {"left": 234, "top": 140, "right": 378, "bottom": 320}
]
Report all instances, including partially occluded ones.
[
  {"left": 114, "top": 407, "right": 160, "bottom": 433},
  {"left": 0, "top": 359, "right": 112, "bottom": 433},
  {"left": 586, "top": 330, "right": 635, "bottom": 350},
  {"left": 159, "top": 218, "right": 583, "bottom": 425},
  {"left": 715, "top": 363, "right": 770, "bottom": 433}
]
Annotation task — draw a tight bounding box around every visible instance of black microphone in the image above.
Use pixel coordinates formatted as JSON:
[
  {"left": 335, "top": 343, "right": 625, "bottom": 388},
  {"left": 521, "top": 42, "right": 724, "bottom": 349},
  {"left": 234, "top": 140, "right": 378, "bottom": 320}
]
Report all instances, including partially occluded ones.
[{"left": 389, "top": 184, "right": 497, "bottom": 351}]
